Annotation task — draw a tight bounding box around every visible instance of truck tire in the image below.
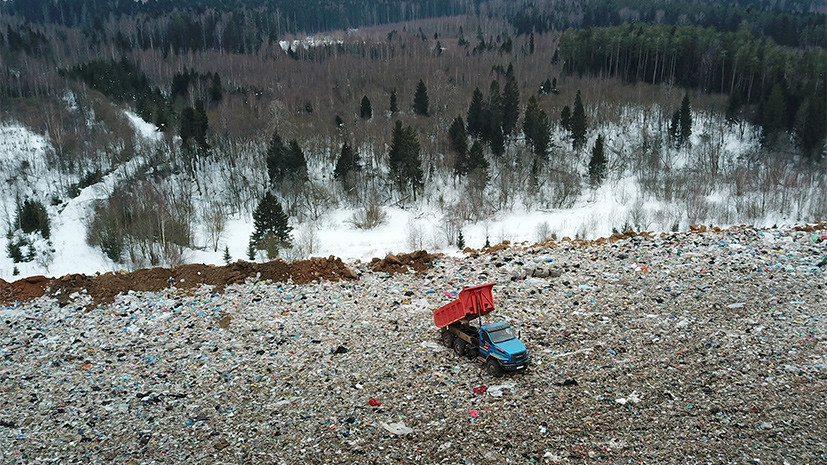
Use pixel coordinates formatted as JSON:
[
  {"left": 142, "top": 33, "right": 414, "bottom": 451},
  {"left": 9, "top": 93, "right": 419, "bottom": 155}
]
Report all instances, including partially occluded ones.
[
  {"left": 486, "top": 359, "right": 504, "bottom": 378},
  {"left": 453, "top": 338, "right": 467, "bottom": 356},
  {"left": 441, "top": 331, "right": 455, "bottom": 348}
]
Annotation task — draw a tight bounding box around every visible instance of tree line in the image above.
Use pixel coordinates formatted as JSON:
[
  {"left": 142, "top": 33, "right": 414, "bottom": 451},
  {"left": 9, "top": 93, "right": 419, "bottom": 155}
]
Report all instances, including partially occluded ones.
[
  {"left": 0, "top": 0, "right": 472, "bottom": 51},
  {"left": 558, "top": 23, "right": 826, "bottom": 157},
  {"left": 5, "top": 0, "right": 821, "bottom": 57},
  {"left": 508, "top": 0, "right": 823, "bottom": 48}
]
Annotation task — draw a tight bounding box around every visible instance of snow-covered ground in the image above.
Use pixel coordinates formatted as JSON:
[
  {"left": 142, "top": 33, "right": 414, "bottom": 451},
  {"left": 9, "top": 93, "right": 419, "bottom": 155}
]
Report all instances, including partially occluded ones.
[{"left": 0, "top": 108, "right": 823, "bottom": 280}]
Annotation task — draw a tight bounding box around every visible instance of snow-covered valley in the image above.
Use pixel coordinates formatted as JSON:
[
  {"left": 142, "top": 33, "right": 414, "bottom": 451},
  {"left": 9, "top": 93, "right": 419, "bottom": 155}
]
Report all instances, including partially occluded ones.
[{"left": 1, "top": 103, "right": 824, "bottom": 280}]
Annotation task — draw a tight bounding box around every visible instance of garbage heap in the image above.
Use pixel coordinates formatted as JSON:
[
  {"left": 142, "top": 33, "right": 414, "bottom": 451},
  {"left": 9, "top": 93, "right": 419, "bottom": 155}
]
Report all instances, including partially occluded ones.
[{"left": 1, "top": 225, "right": 825, "bottom": 464}]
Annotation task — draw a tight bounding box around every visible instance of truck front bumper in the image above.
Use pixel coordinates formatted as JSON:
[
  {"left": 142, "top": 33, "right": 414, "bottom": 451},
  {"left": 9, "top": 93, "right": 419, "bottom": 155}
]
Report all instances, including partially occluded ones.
[{"left": 500, "top": 357, "right": 530, "bottom": 372}]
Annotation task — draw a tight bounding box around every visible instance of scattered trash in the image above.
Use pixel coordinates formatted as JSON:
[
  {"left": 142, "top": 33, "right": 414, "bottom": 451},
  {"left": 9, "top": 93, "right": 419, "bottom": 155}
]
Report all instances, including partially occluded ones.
[
  {"left": 380, "top": 421, "right": 413, "bottom": 435},
  {"left": 615, "top": 392, "right": 642, "bottom": 405},
  {"left": 0, "top": 224, "right": 823, "bottom": 463},
  {"left": 555, "top": 378, "right": 579, "bottom": 387},
  {"left": 213, "top": 437, "right": 231, "bottom": 450},
  {"left": 487, "top": 383, "right": 516, "bottom": 397},
  {"left": 218, "top": 313, "right": 232, "bottom": 328},
  {"left": 419, "top": 341, "right": 444, "bottom": 351}
]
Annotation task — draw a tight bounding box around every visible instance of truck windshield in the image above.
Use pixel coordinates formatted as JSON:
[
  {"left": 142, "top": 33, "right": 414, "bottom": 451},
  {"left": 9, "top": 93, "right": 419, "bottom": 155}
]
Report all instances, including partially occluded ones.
[{"left": 488, "top": 326, "right": 516, "bottom": 343}]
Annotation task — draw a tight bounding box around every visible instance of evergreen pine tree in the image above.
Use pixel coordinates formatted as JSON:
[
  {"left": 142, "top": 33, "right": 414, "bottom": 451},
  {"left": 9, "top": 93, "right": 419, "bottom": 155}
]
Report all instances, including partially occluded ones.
[
  {"left": 179, "top": 106, "right": 196, "bottom": 147},
  {"left": 360, "top": 95, "right": 372, "bottom": 119},
  {"left": 466, "top": 139, "right": 489, "bottom": 175},
  {"left": 486, "top": 80, "right": 503, "bottom": 135},
  {"left": 524, "top": 95, "right": 551, "bottom": 157},
  {"left": 247, "top": 238, "right": 257, "bottom": 260},
  {"left": 540, "top": 78, "right": 552, "bottom": 95},
  {"left": 761, "top": 83, "right": 786, "bottom": 147},
  {"left": 251, "top": 192, "right": 292, "bottom": 252},
  {"left": 7, "top": 239, "right": 23, "bottom": 263},
  {"left": 171, "top": 70, "right": 189, "bottom": 102},
  {"left": 17, "top": 199, "right": 50, "bottom": 238},
  {"left": 798, "top": 83, "right": 826, "bottom": 160},
  {"left": 679, "top": 93, "right": 692, "bottom": 146},
  {"left": 193, "top": 99, "right": 209, "bottom": 152},
  {"left": 486, "top": 80, "right": 505, "bottom": 156},
  {"left": 464, "top": 139, "right": 489, "bottom": 209},
  {"left": 334, "top": 142, "right": 360, "bottom": 181},
  {"left": 448, "top": 116, "right": 469, "bottom": 175},
  {"left": 287, "top": 139, "right": 308, "bottom": 182},
  {"left": 725, "top": 92, "right": 742, "bottom": 124},
  {"left": 413, "top": 79, "right": 429, "bottom": 116},
  {"left": 388, "top": 121, "right": 424, "bottom": 199},
  {"left": 571, "top": 90, "right": 587, "bottom": 150},
  {"left": 457, "top": 230, "right": 465, "bottom": 250},
  {"left": 488, "top": 120, "right": 505, "bottom": 156},
  {"left": 389, "top": 89, "right": 398, "bottom": 113},
  {"left": 669, "top": 110, "right": 680, "bottom": 146},
  {"left": 265, "top": 129, "right": 289, "bottom": 186},
  {"left": 561, "top": 105, "right": 572, "bottom": 131},
  {"left": 154, "top": 101, "right": 172, "bottom": 133},
  {"left": 502, "top": 70, "right": 520, "bottom": 138},
  {"left": 208, "top": 73, "right": 223, "bottom": 103},
  {"left": 466, "top": 87, "right": 485, "bottom": 137},
  {"left": 588, "top": 134, "right": 607, "bottom": 186},
  {"left": 223, "top": 245, "right": 231, "bottom": 264},
  {"left": 524, "top": 97, "right": 539, "bottom": 149}
]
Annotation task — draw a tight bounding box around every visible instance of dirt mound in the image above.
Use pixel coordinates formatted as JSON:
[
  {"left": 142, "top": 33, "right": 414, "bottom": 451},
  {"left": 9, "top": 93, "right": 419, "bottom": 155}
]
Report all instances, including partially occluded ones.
[
  {"left": 369, "top": 250, "right": 438, "bottom": 274},
  {"left": 793, "top": 220, "right": 827, "bottom": 232},
  {"left": 0, "top": 257, "right": 358, "bottom": 307},
  {"left": 0, "top": 275, "right": 53, "bottom": 304}
]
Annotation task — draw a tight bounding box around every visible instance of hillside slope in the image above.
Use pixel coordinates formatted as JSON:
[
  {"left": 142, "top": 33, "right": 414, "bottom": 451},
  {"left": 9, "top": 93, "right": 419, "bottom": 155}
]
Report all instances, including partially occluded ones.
[{"left": 2, "top": 103, "right": 825, "bottom": 281}]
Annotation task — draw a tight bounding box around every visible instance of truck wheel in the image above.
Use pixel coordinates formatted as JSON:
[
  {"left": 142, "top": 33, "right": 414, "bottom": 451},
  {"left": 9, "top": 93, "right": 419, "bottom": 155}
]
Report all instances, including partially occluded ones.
[
  {"left": 486, "top": 359, "right": 504, "bottom": 378},
  {"left": 441, "top": 331, "right": 455, "bottom": 348},
  {"left": 453, "top": 339, "right": 467, "bottom": 356}
]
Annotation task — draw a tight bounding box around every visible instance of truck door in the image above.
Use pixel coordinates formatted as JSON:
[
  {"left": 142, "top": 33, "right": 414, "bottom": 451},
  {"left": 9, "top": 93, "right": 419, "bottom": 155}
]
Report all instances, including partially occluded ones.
[{"left": 479, "top": 331, "right": 492, "bottom": 357}]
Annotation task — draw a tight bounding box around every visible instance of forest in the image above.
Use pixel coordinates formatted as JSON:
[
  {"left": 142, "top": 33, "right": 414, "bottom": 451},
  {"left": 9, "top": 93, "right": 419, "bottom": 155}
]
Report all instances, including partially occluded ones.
[{"left": 0, "top": 0, "right": 824, "bottom": 272}]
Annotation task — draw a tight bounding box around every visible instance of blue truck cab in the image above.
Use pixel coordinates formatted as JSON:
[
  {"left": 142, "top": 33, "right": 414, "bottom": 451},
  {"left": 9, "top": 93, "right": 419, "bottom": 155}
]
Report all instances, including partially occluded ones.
[{"left": 478, "top": 321, "right": 530, "bottom": 377}]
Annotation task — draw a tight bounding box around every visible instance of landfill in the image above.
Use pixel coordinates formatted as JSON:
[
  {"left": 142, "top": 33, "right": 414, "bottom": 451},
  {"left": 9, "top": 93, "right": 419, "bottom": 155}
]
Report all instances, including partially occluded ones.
[{"left": 1, "top": 224, "right": 825, "bottom": 464}]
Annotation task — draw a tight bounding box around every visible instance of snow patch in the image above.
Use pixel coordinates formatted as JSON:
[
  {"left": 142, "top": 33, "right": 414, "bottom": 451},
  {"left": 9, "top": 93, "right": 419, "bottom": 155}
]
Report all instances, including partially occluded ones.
[{"left": 124, "top": 111, "right": 162, "bottom": 141}]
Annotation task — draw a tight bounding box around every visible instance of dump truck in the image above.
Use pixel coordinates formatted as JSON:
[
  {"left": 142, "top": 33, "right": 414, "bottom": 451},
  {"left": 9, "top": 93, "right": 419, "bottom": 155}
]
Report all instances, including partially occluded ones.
[{"left": 433, "top": 283, "right": 529, "bottom": 377}]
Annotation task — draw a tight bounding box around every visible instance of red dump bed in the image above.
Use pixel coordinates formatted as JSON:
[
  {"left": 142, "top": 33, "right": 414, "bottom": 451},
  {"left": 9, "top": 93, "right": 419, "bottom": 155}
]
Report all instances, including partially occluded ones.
[{"left": 433, "top": 283, "right": 496, "bottom": 328}]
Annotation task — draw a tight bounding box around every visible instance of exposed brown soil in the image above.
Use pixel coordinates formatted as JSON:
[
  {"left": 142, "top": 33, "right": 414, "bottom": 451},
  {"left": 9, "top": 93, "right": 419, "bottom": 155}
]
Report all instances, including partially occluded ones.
[
  {"left": 368, "top": 250, "right": 439, "bottom": 274},
  {"left": 0, "top": 256, "right": 360, "bottom": 307},
  {"left": 793, "top": 220, "right": 827, "bottom": 232},
  {"left": 2, "top": 220, "right": 823, "bottom": 308}
]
